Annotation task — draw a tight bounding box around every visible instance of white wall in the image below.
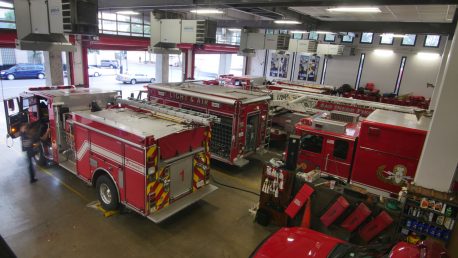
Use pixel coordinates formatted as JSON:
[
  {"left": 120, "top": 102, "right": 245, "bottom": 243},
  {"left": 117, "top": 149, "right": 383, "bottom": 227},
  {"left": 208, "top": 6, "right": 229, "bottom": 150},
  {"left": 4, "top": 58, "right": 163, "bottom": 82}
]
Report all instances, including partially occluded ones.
[
  {"left": 324, "top": 55, "right": 360, "bottom": 87},
  {"left": 246, "top": 49, "right": 266, "bottom": 76},
  {"left": 246, "top": 33, "right": 447, "bottom": 97}
]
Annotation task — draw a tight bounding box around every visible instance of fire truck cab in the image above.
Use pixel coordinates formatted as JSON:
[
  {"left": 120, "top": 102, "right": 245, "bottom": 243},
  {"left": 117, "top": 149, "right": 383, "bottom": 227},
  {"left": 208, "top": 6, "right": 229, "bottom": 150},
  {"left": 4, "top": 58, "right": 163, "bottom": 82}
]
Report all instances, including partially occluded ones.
[
  {"left": 147, "top": 83, "right": 271, "bottom": 167},
  {"left": 4, "top": 87, "right": 218, "bottom": 222},
  {"left": 295, "top": 111, "right": 360, "bottom": 181}
]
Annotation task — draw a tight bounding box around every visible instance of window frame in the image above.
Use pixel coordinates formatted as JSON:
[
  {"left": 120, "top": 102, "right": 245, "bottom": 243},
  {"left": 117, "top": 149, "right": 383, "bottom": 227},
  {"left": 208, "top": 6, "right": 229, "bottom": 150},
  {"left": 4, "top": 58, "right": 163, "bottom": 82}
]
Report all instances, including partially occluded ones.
[
  {"left": 360, "top": 32, "right": 374, "bottom": 44},
  {"left": 401, "top": 34, "right": 417, "bottom": 47},
  {"left": 423, "top": 35, "right": 441, "bottom": 48}
]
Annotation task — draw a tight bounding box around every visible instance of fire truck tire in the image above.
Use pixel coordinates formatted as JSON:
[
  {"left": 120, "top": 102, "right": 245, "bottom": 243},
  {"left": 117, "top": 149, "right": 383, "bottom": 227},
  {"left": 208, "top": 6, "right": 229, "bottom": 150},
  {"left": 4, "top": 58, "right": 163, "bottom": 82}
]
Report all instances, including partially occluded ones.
[
  {"left": 96, "top": 175, "right": 119, "bottom": 211},
  {"left": 34, "top": 144, "right": 47, "bottom": 166}
]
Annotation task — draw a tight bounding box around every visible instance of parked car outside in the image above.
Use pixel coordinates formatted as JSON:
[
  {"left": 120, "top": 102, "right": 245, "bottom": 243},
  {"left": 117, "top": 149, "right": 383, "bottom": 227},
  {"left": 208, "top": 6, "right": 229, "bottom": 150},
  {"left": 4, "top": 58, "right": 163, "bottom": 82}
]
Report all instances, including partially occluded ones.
[
  {"left": 100, "top": 60, "right": 119, "bottom": 69},
  {"left": 0, "top": 64, "right": 45, "bottom": 80},
  {"left": 116, "top": 73, "right": 155, "bottom": 84},
  {"left": 88, "top": 66, "right": 102, "bottom": 77}
]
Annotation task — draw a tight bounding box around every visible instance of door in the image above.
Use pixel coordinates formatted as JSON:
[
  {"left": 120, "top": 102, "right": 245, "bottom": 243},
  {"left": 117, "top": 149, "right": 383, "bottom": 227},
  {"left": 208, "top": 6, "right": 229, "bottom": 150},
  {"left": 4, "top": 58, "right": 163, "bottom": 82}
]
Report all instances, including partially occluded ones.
[
  {"left": 169, "top": 155, "right": 194, "bottom": 200},
  {"left": 3, "top": 97, "right": 28, "bottom": 138},
  {"left": 245, "top": 113, "right": 260, "bottom": 153},
  {"left": 322, "top": 138, "right": 354, "bottom": 180},
  {"left": 298, "top": 133, "right": 325, "bottom": 172}
]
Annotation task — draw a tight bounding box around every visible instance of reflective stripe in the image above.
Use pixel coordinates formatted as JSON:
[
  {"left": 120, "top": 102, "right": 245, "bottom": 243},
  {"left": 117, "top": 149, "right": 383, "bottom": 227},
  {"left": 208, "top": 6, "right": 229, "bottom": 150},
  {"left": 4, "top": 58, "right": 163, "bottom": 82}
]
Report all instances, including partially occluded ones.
[{"left": 76, "top": 140, "right": 90, "bottom": 161}]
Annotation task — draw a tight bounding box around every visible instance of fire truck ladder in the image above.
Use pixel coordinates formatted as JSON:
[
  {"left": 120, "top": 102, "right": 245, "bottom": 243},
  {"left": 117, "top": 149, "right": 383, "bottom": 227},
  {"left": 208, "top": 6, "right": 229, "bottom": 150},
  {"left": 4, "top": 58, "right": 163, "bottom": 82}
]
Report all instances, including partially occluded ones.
[
  {"left": 116, "top": 98, "right": 221, "bottom": 126},
  {"left": 271, "top": 90, "right": 423, "bottom": 115}
]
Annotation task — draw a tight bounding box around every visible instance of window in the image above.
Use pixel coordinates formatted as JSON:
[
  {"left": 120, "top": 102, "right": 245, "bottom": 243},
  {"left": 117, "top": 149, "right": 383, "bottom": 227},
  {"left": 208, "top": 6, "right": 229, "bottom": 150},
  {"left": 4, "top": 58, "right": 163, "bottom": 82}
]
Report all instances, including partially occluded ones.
[
  {"left": 355, "top": 53, "right": 366, "bottom": 89},
  {"left": 301, "top": 134, "right": 323, "bottom": 153},
  {"left": 424, "top": 35, "right": 441, "bottom": 48},
  {"left": 360, "top": 32, "right": 374, "bottom": 44},
  {"left": 380, "top": 34, "right": 394, "bottom": 45},
  {"left": 324, "top": 33, "right": 336, "bottom": 42},
  {"left": 401, "top": 34, "right": 416, "bottom": 46},
  {"left": 0, "top": 3, "right": 15, "bottom": 29},
  {"left": 342, "top": 33, "right": 355, "bottom": 43},
  {"left": 266, "top": 29, "right": 275, "bottom": 35},
  {"left": 292, "top": 33, "right": 303, "bottom": 39},
  {"left": 99, "top": 11, "right": 150, "bottom": 37},
  {"left": 394, "top": 56, "right": 407, "bottom": 95},
  {"left": 333, "top": 140, "right": 349, "bottom": 160},
  {"left": 308, "top": 31, "right": 318, "bottom": 40}
]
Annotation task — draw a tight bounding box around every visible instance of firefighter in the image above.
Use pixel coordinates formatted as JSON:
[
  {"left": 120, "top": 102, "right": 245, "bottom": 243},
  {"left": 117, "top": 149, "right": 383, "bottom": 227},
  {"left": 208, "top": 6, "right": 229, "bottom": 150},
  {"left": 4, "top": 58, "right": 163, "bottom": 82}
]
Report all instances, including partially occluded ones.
[{"left": 20, "top": 123, "right": 38, "bottom": 183}]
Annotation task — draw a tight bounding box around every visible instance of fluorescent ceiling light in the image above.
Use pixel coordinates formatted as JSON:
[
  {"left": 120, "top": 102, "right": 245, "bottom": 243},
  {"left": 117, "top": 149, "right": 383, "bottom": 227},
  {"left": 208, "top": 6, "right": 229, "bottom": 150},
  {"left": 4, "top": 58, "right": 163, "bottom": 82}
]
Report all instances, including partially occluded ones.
[
  {"left": 116, "top": 11, "right": 140, "bottom": 15},
  {"left": 374, "top": 49, "right": 394, "bottom": 56},
  {"left": 327, "top": 7, "right": 381, "bottom": 13},
  {"left": 190, "top": 9, "right": 224, "bottom": 14},
  {"left": 228, "top": 28, "right": 241, "bottom": 32},
  {"left": 290, "top": 30, "right": 308, "bottom": 34},
  {"left": 274, "top": 20, "right": 301, "bottom": 24},
  {"left": 316, "top": 31, "right": 335, "bottom": 34},
  {"left": 417, "top": 52, "right": 440, "bottom": 59}
]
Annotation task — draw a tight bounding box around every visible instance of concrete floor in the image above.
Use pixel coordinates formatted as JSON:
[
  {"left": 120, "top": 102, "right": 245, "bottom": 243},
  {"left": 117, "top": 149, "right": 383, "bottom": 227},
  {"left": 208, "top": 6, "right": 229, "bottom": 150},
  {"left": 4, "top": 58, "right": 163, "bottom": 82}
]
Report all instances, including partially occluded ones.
[{"left": 0, "top": 108, "right": 277, "bottom": 258}]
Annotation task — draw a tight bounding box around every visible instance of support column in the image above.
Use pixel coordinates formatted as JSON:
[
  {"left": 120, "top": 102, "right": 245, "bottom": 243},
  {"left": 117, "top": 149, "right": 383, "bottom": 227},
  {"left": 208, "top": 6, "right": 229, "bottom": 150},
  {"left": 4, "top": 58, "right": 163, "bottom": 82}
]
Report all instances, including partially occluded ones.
[
  {"left": 414, "top": 25, "right": 458, "bottom": 192},
  {"left": 44, "top": 49, "right": 64, "bottom": 86},
  {"left": 185, "top": 49, "right": 194, "bottom": 80},
  {"left": 430, "top": 38, "right": 452, "bottom": 110},
  {"left": 69, "top": 35, "right": 85, "bottom": 86},
  {"left": 155, "top": 54, "right": 169, "bottom": 83}
]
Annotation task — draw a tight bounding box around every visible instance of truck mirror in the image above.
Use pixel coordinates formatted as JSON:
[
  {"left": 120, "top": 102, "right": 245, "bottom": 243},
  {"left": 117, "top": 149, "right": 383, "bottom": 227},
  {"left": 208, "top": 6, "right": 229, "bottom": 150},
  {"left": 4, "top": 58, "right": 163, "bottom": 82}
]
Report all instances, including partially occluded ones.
[{"left": 7, "top": 99, "right": 14, "bottom": 110}]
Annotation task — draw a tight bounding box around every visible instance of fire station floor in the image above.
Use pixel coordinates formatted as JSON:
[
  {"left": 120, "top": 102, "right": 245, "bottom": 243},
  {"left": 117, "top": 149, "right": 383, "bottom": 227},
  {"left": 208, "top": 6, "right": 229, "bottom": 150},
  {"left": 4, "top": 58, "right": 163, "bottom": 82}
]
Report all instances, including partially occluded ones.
[{"left": 0, "top": 140, "right": 279, "bottom": 258}]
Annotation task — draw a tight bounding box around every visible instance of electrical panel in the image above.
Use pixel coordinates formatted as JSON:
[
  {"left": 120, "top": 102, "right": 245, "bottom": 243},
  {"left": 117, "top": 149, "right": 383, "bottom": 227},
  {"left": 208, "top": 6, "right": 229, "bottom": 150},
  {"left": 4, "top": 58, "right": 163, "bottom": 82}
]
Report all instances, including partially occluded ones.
[
  {"left": 181, "top": 20, "right": 217, "bottom": 44},
  {"left": 151, "top": 18, "right": 217, "bottom": 49},
  {"left": 317, "top": 44, "right": 345, "bottom": 55},
  {"left": 240, "top": 32, "right": 265, "bottom": 50},
  {"left": 265, "top": 34, "right": 290, "bottom": 50},
  {"left": 288, "top": 39, "right": 317, "bottom": 53}
]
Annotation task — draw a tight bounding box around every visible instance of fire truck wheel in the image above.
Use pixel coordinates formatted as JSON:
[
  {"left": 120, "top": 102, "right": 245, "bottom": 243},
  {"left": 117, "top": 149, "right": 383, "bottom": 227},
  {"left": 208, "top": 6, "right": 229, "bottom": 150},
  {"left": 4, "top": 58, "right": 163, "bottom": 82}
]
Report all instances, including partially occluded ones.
[
  {"left": 34, "top": 144, "right": 47, "bottom": 166},
  {"left": 96, "top": 175, "right": 119, "bottom": 211}
]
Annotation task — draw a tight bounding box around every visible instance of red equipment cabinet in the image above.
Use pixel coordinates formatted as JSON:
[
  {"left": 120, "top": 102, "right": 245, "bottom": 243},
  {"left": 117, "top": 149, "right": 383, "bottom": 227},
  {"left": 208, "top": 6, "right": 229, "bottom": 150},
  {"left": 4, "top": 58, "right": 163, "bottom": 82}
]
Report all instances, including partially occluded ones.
[
  {"left": 295, "top": 115, "right": 360, "bottom": 181},
  {"left": 351, "top": 110, "right": 431, "bottom": 194},
  {"left": 147, "top": 83, "right": 271, "bottom": 167},
  {"left": 4, "top": 88, "right": 218, "bottom": 222}
]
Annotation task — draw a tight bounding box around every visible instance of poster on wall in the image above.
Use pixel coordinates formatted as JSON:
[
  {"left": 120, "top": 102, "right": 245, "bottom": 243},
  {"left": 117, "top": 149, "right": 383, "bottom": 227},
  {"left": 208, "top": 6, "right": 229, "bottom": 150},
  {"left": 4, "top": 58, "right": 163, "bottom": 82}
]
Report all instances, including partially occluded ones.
[
  {"left": 269, "top": 53, "right": 290, "bottom": 78},
  {"left": 297, "top": 55, "right": 320, "bottom": 81}
]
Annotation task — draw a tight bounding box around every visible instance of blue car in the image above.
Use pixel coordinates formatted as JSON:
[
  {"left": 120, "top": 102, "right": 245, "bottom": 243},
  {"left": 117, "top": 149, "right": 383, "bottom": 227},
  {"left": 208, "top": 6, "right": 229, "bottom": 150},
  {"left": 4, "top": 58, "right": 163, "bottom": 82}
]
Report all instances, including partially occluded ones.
[{"left": 0, "top": 64, "right": 45, "bottom": 80}]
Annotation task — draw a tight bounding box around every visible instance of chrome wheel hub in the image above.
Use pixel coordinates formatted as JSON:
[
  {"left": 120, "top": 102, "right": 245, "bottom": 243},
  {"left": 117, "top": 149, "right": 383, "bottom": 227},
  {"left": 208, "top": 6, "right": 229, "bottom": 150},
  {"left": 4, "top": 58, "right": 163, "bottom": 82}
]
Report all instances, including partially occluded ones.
[{"left": 100, "top": 184, "right": 112, "bottom": 204}]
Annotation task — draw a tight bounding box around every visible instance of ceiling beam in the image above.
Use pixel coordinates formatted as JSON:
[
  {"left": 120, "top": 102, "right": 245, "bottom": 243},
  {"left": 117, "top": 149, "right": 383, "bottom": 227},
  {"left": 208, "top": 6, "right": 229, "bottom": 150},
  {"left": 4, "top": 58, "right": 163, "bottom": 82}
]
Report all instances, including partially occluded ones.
[
  {"left": 217, "top": 20, "right": 454, "bottom": 34},
  {"left": 99, "top": 0, "right": 458, "bottom": 10}
]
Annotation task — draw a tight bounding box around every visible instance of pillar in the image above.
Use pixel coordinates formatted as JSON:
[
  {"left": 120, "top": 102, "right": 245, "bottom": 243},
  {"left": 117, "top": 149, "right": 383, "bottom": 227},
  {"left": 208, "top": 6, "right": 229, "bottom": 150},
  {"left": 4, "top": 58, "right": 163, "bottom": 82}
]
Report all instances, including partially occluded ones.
[
  {"left": 69, "top": 35, "right": 85, "bottom": 86},
  {"left": 414, "top": 25, "right": 458, "bottom": 192},
  {"left": 44, "top": 49, "right": 64, "bottom": 86},
  {"left": 184, "top": 49, "right": 194, "bottom": 80},
  {"left": 155, "top": 54, "right": 169, "bottom": 83},
  {"left": 430, "top": 38, "right": 452, "bottom": 110}
]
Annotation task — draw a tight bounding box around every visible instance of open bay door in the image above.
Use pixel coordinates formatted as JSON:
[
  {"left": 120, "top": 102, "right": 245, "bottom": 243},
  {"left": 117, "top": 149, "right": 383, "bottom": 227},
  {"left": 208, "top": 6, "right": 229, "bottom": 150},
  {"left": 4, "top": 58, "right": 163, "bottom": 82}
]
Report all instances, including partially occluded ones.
[{"left": 3, "top": 97, "right": 28, "bottom": 138}]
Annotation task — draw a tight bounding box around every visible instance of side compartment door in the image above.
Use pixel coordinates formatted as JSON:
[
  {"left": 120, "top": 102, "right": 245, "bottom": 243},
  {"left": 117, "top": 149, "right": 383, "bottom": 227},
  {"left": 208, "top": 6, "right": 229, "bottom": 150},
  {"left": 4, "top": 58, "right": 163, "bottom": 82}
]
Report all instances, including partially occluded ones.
[
  {"left": 124, "top": 144, "right": 146, "bottom": 212},
  {"left": 74, "top": 125, "right": 91, "bottom": 178},
  {"left": 3, "top": 97, "right": 28, "bottom": 138}
]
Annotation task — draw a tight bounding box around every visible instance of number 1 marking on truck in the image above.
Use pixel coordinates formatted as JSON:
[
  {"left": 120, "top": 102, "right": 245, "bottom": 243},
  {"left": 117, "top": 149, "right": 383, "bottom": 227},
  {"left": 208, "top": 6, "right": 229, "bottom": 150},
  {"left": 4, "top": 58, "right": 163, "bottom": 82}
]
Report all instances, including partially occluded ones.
[{"left": 180, "top": 170, "right": 184, "bottom": 182}]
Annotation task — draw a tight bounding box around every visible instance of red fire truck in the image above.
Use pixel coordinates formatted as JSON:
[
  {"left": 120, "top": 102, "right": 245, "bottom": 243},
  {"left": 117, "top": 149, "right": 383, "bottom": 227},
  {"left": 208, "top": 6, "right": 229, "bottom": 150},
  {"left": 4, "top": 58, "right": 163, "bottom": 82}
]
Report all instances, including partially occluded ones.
[
  {"left": 295, "top": 109, "right": 431, "bottom": 195},
  {"left": 147, "top": 83, "right": 271, "bottom": 167},
  {"left": 4, "top": 87, "right": 218, "bottom": 222}
]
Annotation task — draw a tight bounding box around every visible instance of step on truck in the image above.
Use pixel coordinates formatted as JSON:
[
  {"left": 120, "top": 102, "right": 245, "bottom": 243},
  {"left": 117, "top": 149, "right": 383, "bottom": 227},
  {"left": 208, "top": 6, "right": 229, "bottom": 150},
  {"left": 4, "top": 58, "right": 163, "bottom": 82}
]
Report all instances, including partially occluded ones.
[{"left": 4, "top": 86, "right": 219, "bottom": 222}]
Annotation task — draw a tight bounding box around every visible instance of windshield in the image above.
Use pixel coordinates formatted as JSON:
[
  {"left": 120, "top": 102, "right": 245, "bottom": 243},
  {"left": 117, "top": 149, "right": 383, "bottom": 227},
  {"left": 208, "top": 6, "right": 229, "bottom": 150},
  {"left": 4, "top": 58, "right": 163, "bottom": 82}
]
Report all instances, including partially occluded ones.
[{"left": 329, "top": 243, "right": 390, "bottom": 258}]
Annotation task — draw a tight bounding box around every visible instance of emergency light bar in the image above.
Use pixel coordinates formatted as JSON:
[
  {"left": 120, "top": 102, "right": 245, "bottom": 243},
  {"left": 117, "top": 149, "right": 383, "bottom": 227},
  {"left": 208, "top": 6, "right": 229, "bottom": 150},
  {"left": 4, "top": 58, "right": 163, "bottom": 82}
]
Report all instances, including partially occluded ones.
[{"left": 116, "top": 98, "right": 220, "bottom": 126}]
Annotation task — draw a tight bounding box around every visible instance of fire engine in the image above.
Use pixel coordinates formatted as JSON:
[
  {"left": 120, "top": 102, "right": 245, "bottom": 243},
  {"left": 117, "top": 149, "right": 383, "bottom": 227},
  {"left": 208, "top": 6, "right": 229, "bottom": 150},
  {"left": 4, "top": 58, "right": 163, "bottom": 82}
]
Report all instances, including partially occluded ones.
[
  {"left": 4, "top": 86, "right": 219, "bottom": 222},
  {"left": 295, "top": 109, "right": 431, "bottom": 195},
  {"left": 147, "top": 83, "right": 271, "bottom": 167}
]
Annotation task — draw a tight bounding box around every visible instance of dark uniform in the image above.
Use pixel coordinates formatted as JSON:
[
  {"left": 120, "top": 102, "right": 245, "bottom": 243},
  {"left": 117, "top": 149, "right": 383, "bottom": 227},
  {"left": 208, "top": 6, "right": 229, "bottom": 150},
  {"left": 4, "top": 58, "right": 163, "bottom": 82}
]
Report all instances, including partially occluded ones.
[{"left": 21, "top": 125, "right": 38, "bottom": 183}]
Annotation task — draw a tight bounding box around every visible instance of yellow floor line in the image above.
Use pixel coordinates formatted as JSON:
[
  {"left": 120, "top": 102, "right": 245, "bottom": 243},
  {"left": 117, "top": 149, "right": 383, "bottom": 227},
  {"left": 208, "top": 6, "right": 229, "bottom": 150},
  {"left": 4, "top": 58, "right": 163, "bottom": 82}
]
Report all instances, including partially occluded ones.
[{"left": 37, "top": 166, "right": 90, "bottom": 202}]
